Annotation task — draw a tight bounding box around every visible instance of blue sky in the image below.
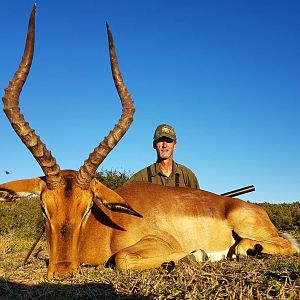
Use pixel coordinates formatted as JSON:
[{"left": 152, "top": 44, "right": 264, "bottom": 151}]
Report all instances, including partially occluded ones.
[{"left": 0, "top": 1, "right": 299, "bottom": 203}]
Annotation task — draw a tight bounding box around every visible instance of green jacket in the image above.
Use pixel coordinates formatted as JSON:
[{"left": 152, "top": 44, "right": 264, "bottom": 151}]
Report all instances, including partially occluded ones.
[{"left": 129, "top": 161, "right": 200, "bottom": 189}]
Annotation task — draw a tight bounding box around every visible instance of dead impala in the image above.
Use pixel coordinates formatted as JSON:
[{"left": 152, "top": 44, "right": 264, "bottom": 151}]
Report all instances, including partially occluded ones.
[{"left": 1, "top": 5, "right": 298, "bottom": 278}]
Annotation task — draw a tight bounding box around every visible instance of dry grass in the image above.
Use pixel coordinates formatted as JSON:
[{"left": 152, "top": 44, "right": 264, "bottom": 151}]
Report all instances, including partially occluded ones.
[{"left": 0, "top": 237, "right": 299, "bottom": 299}]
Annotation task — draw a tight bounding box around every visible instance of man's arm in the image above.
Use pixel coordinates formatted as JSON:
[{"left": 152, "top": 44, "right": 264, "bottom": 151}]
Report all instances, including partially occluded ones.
[{"left": 177, "top": 163, "right": 200, "bottom": 189}]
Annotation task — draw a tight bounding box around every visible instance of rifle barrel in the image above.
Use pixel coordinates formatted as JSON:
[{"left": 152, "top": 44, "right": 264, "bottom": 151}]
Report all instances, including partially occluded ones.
[{"left": 221, "top": 185, "right": 255, "bottom": 198}]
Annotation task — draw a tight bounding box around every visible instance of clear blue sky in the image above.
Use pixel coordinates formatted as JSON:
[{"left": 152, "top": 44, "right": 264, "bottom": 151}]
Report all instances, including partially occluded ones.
[{"left": 0, "top": 1, "right": 299, "bottom": 203}]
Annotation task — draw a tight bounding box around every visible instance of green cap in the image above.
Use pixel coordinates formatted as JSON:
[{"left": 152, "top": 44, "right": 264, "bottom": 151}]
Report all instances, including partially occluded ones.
[{"left": 153, "top": 124, "right": 176, "bottom": 142}]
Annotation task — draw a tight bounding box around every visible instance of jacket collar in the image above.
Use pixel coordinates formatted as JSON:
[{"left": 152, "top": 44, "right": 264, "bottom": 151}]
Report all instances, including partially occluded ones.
[{"left": 153, "top": 161, "right": 179, "bottom": 177}]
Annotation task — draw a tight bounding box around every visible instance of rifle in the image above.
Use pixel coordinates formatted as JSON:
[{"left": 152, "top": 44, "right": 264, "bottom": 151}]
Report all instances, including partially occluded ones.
[{"left": 221, "top": 185, "right": 255, "bottom": 198}]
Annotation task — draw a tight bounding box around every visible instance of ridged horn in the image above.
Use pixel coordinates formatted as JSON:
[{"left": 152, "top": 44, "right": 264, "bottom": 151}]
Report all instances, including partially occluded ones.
[
  {"left": 76, "top": 23, "right": 135, "bottom": 189},
  {"left": 2, "top": 5, "right": 64, "bottom": 190}
]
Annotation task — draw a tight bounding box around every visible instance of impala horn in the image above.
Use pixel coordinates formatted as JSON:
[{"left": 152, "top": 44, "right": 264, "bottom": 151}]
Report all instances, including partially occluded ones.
[
  {"left": 2, "top": 5, "right": 64, "bottom": 189},
  {"left": 75, "top": 22, "right": 135, "bottom": 189}
]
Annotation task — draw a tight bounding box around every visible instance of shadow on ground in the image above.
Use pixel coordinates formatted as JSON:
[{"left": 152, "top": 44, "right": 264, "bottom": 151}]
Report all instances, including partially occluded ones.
[{"left": 0, "top": 281, "right": 151, "bottom": 299}]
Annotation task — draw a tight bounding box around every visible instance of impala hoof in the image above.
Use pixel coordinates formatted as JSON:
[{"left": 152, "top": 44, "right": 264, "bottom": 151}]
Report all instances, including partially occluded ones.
[
  {"left": 179, "top": 249, "right": 208, "bottom": 266},
  {"left": 161, "top": 261, "right": 175, "bottom": 271},
  {"left": 178, "top": 254, "right": 197, "bottom": 266}
]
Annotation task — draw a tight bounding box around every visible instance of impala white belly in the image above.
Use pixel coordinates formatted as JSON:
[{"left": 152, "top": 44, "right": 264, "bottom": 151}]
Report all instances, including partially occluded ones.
[{"left": 159, "top": 216, "right": 234, "bottom": 259}]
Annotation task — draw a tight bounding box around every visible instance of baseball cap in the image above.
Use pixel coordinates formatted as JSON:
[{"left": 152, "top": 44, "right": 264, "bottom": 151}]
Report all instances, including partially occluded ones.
[{"left": 153, "top": 124, "right": 176, "bottom": 142}]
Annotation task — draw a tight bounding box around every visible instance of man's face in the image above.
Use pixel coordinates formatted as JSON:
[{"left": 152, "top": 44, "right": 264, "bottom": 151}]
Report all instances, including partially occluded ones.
[{"left": 154, "top": 137, "right": 177, "bottom": 160}]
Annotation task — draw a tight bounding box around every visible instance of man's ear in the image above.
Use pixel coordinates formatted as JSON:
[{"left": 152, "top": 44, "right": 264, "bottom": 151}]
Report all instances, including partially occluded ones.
[
  {"left": 90, "top": 178, "right": 142, "bottom": 218},
  {"left": 173, "top": 141, "right": 177, "bottom": 151}
]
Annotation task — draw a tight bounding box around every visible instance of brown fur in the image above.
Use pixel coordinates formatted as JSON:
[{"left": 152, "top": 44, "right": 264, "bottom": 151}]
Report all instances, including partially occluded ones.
[{"left": 0, "top": 171, "right": 298, "bottom": 278}]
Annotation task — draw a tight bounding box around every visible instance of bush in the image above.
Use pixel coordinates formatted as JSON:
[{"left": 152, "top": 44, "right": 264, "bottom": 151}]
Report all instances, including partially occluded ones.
[
  {"left": 258, "top": 202, "right": 300, "bottom": 231},
  {"left": 94, "top": 169, "right": 132, "bottom": 190}
]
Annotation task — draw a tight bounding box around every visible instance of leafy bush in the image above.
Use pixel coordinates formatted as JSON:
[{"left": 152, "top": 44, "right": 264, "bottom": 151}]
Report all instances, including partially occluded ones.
[
  {"left": 258, "top": 202, "right": 300, "bottom": 231},
  {"left": 94, "top": 169, "right": 132, "bottom": 190}
]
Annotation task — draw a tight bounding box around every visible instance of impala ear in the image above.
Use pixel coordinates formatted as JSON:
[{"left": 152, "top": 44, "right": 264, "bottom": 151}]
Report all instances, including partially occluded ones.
[
  {"left": 0, "top": 177, "right": 46, "bottom": 201},
  {"left": 91, "top": 179, "right": 142, "bottom": 218}
]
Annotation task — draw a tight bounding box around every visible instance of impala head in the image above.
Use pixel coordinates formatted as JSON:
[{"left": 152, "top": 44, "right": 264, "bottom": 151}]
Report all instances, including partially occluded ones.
[
  {"left": 38, "top": 170, "right": 141, "bottom": 278},
  {"left": 2, "top": 5, "right": 140, "bottom": 278}
]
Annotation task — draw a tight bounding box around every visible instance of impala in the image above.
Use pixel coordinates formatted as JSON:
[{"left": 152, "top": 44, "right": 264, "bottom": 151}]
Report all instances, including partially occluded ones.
[{"left": 1, "top": 5, "right": 298, "bottom": 278}]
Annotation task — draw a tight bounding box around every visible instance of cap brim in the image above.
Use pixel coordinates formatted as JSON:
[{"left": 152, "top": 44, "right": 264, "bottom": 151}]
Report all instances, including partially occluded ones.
[{"left": 153, "top": 135, "right": 176, "bottom": 142}]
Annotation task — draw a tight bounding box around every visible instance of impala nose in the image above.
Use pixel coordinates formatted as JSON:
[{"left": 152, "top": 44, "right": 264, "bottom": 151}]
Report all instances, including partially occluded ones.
[{"left": 47, "top": 262, "right": 78, "bottom": 278}]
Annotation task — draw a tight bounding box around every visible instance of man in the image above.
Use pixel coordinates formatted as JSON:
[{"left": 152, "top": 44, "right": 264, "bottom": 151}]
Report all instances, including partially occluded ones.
[{"left": 129, "top": 124, "right": 200, "bottom": 189}]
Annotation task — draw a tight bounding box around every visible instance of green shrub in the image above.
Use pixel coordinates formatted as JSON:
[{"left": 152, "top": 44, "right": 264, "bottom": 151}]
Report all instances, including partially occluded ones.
[
  {"left": 94, "top": 169, "right": 132, "bottom": 190},
  {"left": 258, "top": 202, "right": 300, "bottom": 231}
]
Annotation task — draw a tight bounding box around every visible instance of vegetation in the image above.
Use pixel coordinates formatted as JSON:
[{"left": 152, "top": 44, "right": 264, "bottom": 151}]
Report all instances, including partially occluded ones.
[
  {"left": 258, "top": 202, "right": 300, "bottom": 231},
  {"left": 94, "top": 169, "right": 131, "bottom": 190},
  {"left": 0, "top": 169, "right": 299, "bottom": 299}
]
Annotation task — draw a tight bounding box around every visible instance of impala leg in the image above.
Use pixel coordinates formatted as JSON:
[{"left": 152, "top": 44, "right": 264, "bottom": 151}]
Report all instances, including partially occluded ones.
[
  {"left": 235, "top": 236, "right": 298, "bottom": 259},
  {"left": 114, "top": 235, "right": 199, "bottom": 271},
  {"left": 230, "top": 206, "right": 299, "bottom": 259}
]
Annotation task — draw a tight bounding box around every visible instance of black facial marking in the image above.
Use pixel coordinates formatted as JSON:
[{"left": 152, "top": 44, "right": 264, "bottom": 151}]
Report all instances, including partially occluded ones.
[
  {"left": 64, "top": 177, "right": 73, "bottom": 198},
  {"left": 60, "top": 223, "right": 72, "bottom": 241}
]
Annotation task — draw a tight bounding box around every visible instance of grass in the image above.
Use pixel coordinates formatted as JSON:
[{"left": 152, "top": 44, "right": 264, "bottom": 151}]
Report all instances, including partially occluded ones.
[{"left": 1, "top": 198, "right": 300, "bottom": 299}]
